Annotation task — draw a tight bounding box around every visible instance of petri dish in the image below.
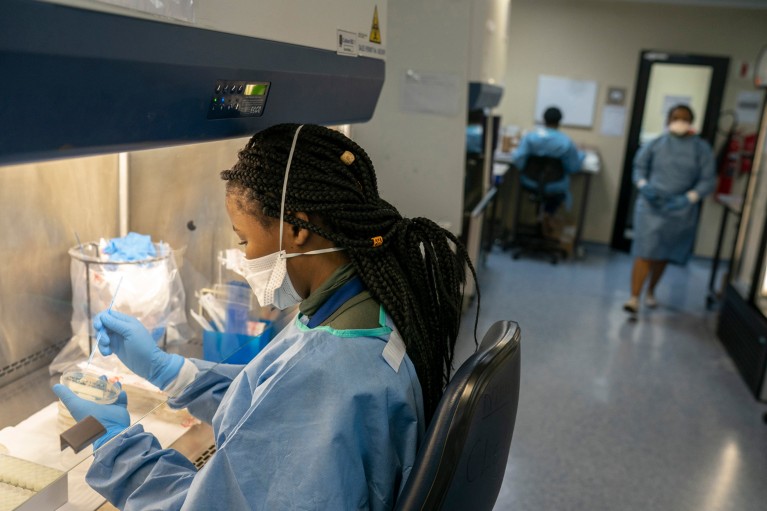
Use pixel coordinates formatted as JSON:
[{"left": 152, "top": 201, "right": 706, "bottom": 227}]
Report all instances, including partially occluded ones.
[{"left": 60, "top": 371, "right": 120, "bottom": 404}]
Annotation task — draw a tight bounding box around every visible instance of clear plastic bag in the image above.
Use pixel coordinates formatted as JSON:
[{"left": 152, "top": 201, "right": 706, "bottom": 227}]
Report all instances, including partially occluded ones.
[{"left": 49, "top": 241, "right": 190, "bottom": 375}]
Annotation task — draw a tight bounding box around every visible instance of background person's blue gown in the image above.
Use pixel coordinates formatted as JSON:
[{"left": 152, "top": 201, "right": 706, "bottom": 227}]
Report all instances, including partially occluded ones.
[
  {"left": 85, "top": 310, "right": 424, "bottom": 511},
  {"left": 632, "top": 133, "right": 715, "bottom": 264},
  {"left": 512, "top": 127, "right": 584, "bottom": 209}
]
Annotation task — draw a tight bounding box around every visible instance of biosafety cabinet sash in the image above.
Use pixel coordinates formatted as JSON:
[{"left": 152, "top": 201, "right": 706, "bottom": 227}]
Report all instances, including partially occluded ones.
[{"left": 0, "top": 0, "right": 387, "bottom": 164}]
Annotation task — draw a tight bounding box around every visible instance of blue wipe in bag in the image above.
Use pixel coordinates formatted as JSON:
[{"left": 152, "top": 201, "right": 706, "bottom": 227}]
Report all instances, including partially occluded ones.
[{"left": 103, "top": 232, "right": 157, "bottom": 261}]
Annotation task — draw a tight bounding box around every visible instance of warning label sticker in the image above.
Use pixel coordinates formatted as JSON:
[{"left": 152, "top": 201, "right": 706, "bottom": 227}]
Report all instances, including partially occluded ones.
[
  {"left": 357, "top": 5, "right": 385, "bottom": 58},
  {"left": 336, "top": 29, "right": 358, "bottom": 57},
  {"left": 369, "top": 5, "right": 382, "bottom": 44}
]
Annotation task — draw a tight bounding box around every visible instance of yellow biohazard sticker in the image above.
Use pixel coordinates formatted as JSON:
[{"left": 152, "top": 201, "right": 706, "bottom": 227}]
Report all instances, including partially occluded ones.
[{"left": 369, "top": 5, "right": 381, "bottom": 44}]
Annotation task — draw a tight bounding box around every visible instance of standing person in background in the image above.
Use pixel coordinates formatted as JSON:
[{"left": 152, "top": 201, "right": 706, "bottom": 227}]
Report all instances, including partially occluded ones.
[
  {"left": 624, "top": 104, "right": 716, "bottom": 315},
  {"left": 512, "top": 106, "right": 585, "bottom": 231}
]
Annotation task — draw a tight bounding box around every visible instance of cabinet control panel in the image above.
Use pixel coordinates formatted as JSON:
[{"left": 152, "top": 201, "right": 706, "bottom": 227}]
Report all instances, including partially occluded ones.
[{"left": 207, "top": 80, "right": 270, "bottom": 119}]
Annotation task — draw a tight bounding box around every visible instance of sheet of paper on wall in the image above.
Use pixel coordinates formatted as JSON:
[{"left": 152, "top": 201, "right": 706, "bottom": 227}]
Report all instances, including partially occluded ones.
[
  {"left": 736, "top": 90, "right": 762, "bottom": 126},
  {"left": 661, "top": 95, "right": 691, "bottom": 117},
  {"left": 600, "top": 105, "right": 627, "bottom": 137},
  {"left": 534, "top": 75, "right": 598, "bottom": 128},
  {"left": 400, "top": 70, "right": 462, "bottom": 117}
]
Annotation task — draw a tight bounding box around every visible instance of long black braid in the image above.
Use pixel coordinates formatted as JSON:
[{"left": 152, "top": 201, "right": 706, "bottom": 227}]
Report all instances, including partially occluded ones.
[{"left": 221, "top": 123, "right": 479, "bottom": 421}]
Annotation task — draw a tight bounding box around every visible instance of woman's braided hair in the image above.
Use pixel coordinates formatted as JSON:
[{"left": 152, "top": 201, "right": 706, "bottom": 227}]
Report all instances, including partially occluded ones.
[{"left": 221, "top": 123, "right": 479, "bottom": 421}]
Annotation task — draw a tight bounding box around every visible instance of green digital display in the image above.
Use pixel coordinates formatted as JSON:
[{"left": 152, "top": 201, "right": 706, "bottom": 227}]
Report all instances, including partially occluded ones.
[{"left": 244, "top": 84, "right": 268, "bottom": 96}]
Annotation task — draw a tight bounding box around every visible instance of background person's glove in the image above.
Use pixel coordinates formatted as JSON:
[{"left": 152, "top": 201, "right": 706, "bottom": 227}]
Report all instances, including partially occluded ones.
[
  {"left": 94, "top": 310, "right": 184, "bottom": 390},
  {"left": 638, "top": 184, "right": 666, "bottom": 209},
  {"left": 53, "top": 379, "right": 130, "bottom": 450},
  {"left": 663, "top": 194, "right": 690, "bottom": 212}
]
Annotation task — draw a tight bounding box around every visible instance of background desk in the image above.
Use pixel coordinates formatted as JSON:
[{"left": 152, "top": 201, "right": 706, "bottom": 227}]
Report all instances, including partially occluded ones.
[{"left": 493, "top": 148, "right": 601, "bottom": 258}]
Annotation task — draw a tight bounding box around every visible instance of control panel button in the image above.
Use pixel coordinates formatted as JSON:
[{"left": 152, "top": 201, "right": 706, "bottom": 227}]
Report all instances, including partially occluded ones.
[{"left": 208, "top": 79, "right": 269, "bottom": 120}]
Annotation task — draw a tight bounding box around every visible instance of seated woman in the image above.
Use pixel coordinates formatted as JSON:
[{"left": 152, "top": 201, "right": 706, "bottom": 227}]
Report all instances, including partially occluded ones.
[{"left": 54, "top": 123, "right": 479, "bottom": 510}]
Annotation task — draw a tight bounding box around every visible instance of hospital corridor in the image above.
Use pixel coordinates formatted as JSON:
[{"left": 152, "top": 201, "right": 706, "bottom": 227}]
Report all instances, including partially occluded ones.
[{"left": 456, "top": 247, "right": 767, "bottom": 510}]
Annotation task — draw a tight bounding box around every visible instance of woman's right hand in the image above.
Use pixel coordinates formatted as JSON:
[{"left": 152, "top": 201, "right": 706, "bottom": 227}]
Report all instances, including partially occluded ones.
[{"left": 94, "top": 310, "right": 184, "bottom": 390}]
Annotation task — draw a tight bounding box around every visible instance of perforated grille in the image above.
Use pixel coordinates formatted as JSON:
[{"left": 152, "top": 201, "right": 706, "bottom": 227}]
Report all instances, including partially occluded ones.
[{"left": 0, "top": 340, "right": 68, "bottom": 382}]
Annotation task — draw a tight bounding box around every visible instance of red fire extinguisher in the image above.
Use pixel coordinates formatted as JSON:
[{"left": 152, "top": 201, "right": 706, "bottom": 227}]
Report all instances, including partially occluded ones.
[{"left": 741, "top": 132, "right": 757, "bottom": 174}]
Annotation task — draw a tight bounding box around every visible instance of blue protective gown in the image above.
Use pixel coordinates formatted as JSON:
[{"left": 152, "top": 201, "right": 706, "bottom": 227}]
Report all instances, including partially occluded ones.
[
  {"left": 512, "top": 127, "right": 585, "bottom": 209},
  {"left": 85, "top": 308, "right": 424, "bottom": 511},
  {"left": 632, "top": 133, "right": 715, "bottom": 264}
]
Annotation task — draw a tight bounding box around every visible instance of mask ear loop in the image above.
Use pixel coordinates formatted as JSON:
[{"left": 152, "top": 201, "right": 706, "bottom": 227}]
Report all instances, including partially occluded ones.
[{"left": 279, "top": 125, "right": 305, "bottom": 258}]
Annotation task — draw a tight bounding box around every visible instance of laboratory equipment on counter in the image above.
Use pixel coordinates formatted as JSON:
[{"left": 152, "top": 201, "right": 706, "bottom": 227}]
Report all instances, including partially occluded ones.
[
  {"left": 0, "top": 453, "right": 67, "bottom": 511},
  {"left": 51, "top": 239, "right": 188, "bottom": 376},
  {"left": 57, "top": 370, "right": 120, "bottom": 434},
  {"left": 60, "top": 371, "right": 120, "bottom": 405}
]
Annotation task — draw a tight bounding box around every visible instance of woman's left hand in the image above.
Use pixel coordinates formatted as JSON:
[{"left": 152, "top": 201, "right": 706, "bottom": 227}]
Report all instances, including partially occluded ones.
[{"left": 53, "top": 380, "right": 130, "bottom": 449}]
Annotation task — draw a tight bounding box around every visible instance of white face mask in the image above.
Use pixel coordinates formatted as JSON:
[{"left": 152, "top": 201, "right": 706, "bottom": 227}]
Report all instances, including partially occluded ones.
[
  {"left": 235, "top": 125, "right": 344, "bottom": 309},
  {"left": 668, "top": 120, "right": 691, "bottom": 136}
]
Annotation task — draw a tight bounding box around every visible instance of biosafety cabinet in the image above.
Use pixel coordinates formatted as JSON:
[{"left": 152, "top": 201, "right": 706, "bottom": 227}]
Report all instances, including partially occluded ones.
[
  {"left": 0, "top": 0, "right": 387, "bottom": 508},
  {"left": 717, "top": 53, "right": 767, "bottom": 402}
]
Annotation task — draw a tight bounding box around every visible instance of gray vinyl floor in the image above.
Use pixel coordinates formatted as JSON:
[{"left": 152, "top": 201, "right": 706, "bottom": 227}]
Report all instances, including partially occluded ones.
[{"left": 453, "top": 245, "right": 767, "bottom": 511}]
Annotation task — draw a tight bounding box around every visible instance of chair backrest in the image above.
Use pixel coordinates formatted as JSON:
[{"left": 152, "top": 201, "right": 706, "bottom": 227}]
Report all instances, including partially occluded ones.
[
  {"left": 395, "top": 321, "right": 521, "bottom": 511},
  {"left": 522, "top": 155, "right": 565, "bottom": 196}
]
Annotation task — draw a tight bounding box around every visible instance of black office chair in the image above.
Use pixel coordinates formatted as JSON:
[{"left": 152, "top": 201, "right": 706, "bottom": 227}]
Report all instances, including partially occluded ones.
[
  {"left": 395, "top": 321, "right": 521, "bottom": 511},
  {"left": 511, "top": 155, "right": 568, "bottom": 264}
]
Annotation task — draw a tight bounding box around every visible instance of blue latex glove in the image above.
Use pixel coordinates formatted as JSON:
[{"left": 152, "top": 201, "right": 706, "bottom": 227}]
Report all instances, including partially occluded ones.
[
  {"left": 638, "top": 184, "right": 665, "bottom": 208},
  {"left": 663, "top": 194, "right": 690, "bottom": 211},
  {"left": 53, "top": 379, "right": 129, "bottom": 450},
  {"left": 94, "top": 310, "right": 184, "bottom": 390}
]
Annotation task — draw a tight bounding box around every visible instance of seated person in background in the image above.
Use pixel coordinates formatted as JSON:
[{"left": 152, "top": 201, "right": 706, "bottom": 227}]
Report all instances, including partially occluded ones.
[{"left": 511, "top": 107, "right": 585, "bottom": 226}]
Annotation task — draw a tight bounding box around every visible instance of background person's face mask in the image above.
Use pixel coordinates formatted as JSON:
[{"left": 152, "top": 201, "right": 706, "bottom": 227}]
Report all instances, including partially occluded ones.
[
  {"left": 236, "top": 125, "right": 344, "bottom": 309},
  {"left": 668, "top": 120, "right": 692, "bottom": 136}
]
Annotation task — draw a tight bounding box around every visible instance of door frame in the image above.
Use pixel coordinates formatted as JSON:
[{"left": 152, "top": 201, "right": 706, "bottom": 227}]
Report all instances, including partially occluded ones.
[{"left": 610, "top": 50, "right": 730, "bottom": 252}]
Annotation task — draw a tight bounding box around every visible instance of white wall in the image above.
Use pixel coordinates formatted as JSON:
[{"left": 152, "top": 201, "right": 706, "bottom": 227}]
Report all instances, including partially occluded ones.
[
  {"left": 498, "top": 0, "right": 767, "bottom": 256},
  {"left": 351, "top": 0, "right": 473, "bottom": 234},
  {"left": 469, "top": 0, "right": 511, "bottom": 86}
]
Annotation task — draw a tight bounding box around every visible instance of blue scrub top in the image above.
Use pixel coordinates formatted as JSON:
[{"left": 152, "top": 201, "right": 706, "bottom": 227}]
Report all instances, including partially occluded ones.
[
  {"left": 86, "top": 309, "right": 424, "bottom": 511},
  {"left": 512, "top": 127, "right": 584, "bottom": 209}
]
